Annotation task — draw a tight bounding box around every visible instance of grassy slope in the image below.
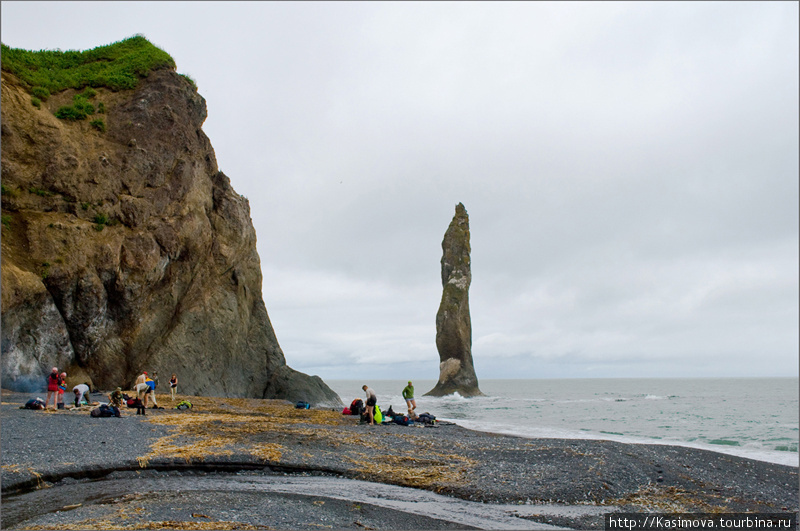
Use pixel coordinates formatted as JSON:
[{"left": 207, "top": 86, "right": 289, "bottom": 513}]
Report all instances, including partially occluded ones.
[{"left": 0, "top": 35, "right": 180, "bottom": 94}]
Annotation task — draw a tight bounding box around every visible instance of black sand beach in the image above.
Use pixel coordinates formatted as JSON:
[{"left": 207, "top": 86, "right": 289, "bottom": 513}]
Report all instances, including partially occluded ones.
[{"left": 1, "top": 390, "right": 797, "bottom": 530}]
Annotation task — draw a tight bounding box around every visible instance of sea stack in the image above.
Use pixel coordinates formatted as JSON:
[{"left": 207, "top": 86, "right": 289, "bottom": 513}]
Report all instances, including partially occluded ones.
[{"left": 425, "top": 203, "right": 483, "bottom": 397}]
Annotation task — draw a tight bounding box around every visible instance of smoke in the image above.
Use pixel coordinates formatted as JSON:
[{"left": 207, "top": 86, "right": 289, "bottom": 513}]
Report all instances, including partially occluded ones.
[{"left": 3, "top": 374, "right": 46, "bottom": 393}]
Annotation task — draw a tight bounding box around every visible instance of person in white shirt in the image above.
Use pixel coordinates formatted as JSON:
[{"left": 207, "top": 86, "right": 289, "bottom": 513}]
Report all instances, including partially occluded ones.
[
  {"left": 72, "top": 383, "right": 91, "bottom": 408},
  {"left": 362, "top": 385, "right": 377, "bottom": 425}
]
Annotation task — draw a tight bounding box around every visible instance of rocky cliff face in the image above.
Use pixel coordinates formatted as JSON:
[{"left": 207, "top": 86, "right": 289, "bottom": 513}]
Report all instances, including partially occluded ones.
[
  {"left": 1, "top": 68, "right": 341, "bottom": 406},
  {"left": 425, "top": 203, "right": 483, "bottom": 397}
]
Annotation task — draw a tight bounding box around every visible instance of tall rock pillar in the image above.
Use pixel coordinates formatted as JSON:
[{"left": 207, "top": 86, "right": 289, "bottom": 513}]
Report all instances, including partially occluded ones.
[{"left": 425, "top": 203, "right": 483, "bottom": 397}]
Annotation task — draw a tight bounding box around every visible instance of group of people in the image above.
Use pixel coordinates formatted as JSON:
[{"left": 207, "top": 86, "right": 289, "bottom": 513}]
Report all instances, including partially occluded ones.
[
  {"left": 42, "top": 366, "right": 179, "bottom": 412},
  {"left": 133, "top": 371, "right": 179, "bottom": 408},
  {"left": 44, "top": 366, "right": 93, "bottom": 410},
  {"left": 360, "top": 381, "right": 417, "bottom": 425}
]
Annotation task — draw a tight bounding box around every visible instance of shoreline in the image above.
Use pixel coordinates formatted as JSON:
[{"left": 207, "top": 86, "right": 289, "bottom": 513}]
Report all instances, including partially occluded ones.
[
  {"left": 2, "top": 390, "right": 797, "bottom": 530},
  {"left": 445, "top": 418, "right": 799, "bottom": 468},
  {"left": 327, "top": 378, "right": 800, "bottom": 469}
]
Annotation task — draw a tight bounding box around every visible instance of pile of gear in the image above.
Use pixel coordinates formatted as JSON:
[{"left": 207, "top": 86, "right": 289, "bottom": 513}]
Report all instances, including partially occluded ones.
[{"left": 342, "top": 399, "right": 438, "bottom": 427}]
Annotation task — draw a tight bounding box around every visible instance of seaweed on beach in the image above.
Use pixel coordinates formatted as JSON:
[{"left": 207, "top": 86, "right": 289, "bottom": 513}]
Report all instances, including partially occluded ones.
[
  {"left": 608, "top": 484, "right": 729, "bottom": 512},
  {"left": 347, "top": 453, "right": 476, "bottom": 490},
  {"left": 137, "top": 395, "right": 352, "bottom": 466},
  {"left": 134, "top": 395, "right": 478, "bottom": 492}
]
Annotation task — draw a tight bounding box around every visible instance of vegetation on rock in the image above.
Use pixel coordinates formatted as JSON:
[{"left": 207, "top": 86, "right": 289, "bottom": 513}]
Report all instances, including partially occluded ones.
[
  {"left": 0, "top": 35, "right": 176, "bottom": 93},
  {"left": 54, "top": 92, "right": 96, "bottom": 120}
]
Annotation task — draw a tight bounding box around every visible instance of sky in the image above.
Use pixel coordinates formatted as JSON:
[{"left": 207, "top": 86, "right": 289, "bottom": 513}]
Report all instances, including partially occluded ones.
[{"left": 2, "top": 2, "right": 798, "bottom": 381}]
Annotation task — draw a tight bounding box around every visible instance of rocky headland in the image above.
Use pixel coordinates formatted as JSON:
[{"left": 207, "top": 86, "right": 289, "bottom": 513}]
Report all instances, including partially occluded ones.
[{"left": 0, "top": 37, "right": 340, "bottom": 405}]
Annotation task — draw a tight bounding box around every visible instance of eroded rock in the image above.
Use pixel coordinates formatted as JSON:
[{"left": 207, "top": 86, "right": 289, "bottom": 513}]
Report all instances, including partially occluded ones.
[
  {"left": 425, "top": 203, "right": 483, "bottom": 397},
  {"left": 1, "top": 67, "right": 341, "bottom": 406}
]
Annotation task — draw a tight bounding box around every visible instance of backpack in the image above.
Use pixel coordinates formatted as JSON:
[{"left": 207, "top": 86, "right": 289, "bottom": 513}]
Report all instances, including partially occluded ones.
[
  {"left": 90, "top": 404, "right": 117, "bottom": 418},
  {"left": 295, "top": 401, "right": 310, "bottom": 409},
  {"left": 342, "top": 407, "right": 352, "bottom": 415},
  {"left": 392, "top": 415, "right": 411, "bottom": 426},
  {"left": 23, "top": 398, "right": 46, "bottom": 410},
  {"left": 349, "top": 399, "right": 363, "bottom": 416},
  {"left": 175, "top": 400, "right": 192, "bottom": 410},
  {"left": 126, "top": 397, "right": 142, "bottom": 408},
  {"left": 417, "top": 413, "right": 436, "bottom": 425},
  {"left": 373, "top": 404, "right": 383, "bottom": 424}
]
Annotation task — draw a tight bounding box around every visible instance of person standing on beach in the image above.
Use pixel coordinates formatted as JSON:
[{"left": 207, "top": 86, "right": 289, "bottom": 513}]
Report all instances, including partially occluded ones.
[
  {"left": 145, "top": 375, "right": 158, "bottom": 408},
  {"left": 45, "top": 367, "right": 60, "bottom": 410},
  {"left": 402, "top": 381, "right": 416, "bottom": 413},
  {"left": 134, "top": 371, "right": 152, "bottom": 408},
  {"left": 169, "top": 374, "right": 178, "bottom": 401},
  {"left": 56, "top": 372, "right": 67, "bottom": 409},
  {"left": 362, "top": 385, "right": 377, "bottom": 425}
]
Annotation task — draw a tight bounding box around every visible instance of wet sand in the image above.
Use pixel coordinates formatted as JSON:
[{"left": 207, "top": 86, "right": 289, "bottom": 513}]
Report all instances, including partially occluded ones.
[{"left": 2, "top": 390, "right": 797, "bottom": 530}]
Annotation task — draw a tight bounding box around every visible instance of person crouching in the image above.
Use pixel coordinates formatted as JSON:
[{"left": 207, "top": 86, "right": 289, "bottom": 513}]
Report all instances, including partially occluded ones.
[
  {"left": 135, "top": 381, "right": 153, "bottom": 408},
  {"left": 72, "top": 383, "right": 90, "bottom": 408}
]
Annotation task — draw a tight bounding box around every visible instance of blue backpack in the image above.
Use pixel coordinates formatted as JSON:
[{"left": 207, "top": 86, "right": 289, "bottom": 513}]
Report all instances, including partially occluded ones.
[{"left": 392, "top": 415, "right": 412, "bottom": 426}]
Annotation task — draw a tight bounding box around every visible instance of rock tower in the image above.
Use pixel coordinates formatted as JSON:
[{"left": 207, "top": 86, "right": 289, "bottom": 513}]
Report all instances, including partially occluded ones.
[{"left": 425, "top": 203, "right": 483, "bottom": 397}]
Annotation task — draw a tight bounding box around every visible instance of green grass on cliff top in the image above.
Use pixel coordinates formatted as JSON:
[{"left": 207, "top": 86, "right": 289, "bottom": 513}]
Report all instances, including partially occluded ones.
[{"left": 0, "top": 35, "right": 177, "bottom": 93}]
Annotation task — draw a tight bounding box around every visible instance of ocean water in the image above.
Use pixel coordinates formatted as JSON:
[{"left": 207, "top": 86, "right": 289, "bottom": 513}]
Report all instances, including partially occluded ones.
[{"left": 327, "top": 378, "right": 799, "bottom": 467}]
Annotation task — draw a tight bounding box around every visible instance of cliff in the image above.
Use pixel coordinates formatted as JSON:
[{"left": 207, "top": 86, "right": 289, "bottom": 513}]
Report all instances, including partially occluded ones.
[
  {"left": 0, "top": 38, "right": 342, "bottom": 406},
  {"left": 425, "top": 203, "right": 483, "bottom": 397}
]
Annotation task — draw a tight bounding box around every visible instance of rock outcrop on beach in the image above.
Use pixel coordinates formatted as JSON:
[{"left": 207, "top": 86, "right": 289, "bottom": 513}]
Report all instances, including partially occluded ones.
[
  {"left": 425, "top": 203, "right": 483, "bottom": 397},
  {"left": 0, "top": 39, "right": 341, "bottom": 405}
]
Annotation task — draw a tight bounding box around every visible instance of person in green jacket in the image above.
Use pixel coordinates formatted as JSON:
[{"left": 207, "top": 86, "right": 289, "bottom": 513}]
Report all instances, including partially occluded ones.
[{"left": 402, "top": 381, "right": 416, "bottom": 413}]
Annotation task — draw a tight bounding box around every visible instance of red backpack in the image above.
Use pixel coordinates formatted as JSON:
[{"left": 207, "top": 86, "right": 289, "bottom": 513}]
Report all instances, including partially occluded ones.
[{"left": 349, "top": 399, "right": 364, "bottom": 416}]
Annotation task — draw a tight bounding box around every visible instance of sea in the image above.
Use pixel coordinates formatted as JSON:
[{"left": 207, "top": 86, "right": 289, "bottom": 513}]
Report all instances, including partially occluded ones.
[{"left": 326, "top": 378, "right": 799, "bottom": 467}]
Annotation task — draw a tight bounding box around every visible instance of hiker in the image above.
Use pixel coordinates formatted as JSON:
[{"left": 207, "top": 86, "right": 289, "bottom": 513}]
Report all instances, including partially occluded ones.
[
  {"left": 45, "top": 367, "right": 60, "bottom": 410},
  {"left": 134, "top": 381, "right": 151, "bottom": 407},
  {"left": 134, "top": 371, "right": 153, "bottom": 408},
  {"left": 362, "top": 385, "right": 377, "bottom": 425},
  {"left": 169, "top": 373, "right": 178, "bottom": 400},
  {"left": 108, "top": 387, "right": 125, "bottom": 409},
  {"left": 145, "top": 375, "right": 159, "bottom": 408},
  {"left": 402, "top": 381, "right": 416, "bottom": 413},
  {"left": 56, "top": 372, "right": 67, "bottom": 409},
  {"left": 73, "top": 383, "right": 91, "bottom": 407},
  {"left": 152, "top": 371, "right": 159, "bottom": 391}
]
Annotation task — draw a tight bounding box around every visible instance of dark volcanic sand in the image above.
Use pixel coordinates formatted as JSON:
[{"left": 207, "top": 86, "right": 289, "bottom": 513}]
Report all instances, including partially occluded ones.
[{"left": 2, "top": 390, "right": 797, "bottom": 530}]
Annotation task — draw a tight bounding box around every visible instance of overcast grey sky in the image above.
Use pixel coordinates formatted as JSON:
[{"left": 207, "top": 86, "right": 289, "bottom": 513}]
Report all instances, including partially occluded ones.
[{"left": 2, "top": 2, "right": 798, "bottom": 381}]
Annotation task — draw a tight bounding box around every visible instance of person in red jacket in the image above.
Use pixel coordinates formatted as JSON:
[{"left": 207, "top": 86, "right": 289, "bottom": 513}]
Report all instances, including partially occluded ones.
[{"left": 45, "top": 367, "right": 59, "bottom": 410}]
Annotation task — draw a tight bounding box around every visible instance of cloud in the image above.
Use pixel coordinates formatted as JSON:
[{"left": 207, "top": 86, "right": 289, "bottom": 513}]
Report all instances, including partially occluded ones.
[{"left": 2, "top": 1, "right": 797, "bottom": 380}]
